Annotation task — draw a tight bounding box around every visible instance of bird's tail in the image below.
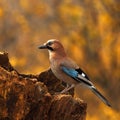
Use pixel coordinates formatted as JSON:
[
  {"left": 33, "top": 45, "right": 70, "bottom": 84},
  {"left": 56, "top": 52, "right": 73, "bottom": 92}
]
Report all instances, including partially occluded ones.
[{"left": 91, "top": 86, "right": 111, "bottom": 107}]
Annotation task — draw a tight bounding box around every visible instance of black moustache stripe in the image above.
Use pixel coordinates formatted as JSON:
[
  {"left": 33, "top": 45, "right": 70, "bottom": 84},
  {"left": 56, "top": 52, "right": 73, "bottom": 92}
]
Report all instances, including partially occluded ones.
[{"left": 47, "top": 46, "right": 54, "bottom": 51}]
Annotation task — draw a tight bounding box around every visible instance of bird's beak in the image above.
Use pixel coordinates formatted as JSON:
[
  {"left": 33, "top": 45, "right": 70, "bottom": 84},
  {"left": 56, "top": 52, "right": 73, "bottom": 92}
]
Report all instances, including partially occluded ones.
[{"left": 38, "top": 44, "right": 47, "bottom": 49}]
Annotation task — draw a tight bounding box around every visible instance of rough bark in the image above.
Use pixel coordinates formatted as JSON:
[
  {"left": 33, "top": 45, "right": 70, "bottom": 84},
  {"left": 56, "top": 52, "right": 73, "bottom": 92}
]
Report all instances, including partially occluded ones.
[{"left": 0, "top": 52, "right": 87, "bottom": 120}]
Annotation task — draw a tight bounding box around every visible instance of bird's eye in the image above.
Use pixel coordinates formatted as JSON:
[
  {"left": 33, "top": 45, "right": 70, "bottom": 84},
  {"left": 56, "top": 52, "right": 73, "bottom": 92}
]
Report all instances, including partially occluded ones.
[{"left": 47, "top": 41, "right": 53, "bottom": 46}]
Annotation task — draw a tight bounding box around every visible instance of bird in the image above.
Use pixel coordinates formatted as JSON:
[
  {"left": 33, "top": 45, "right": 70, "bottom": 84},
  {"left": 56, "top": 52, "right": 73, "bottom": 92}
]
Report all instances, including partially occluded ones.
[{"left": 38, "top": 39, "right": 111, "bottom": 107}]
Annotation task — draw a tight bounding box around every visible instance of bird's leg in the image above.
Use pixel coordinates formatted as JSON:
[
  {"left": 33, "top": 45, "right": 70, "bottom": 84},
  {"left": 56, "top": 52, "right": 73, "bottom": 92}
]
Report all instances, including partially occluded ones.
[
  {"left": 60, "top": 84, "right": 75, "bottom": 94},
  {"left": 60, "top": 84, "right": 70, "bottom": 93},
  {"left": 66, "top": 83, "right": 70, "bottom": 88}
]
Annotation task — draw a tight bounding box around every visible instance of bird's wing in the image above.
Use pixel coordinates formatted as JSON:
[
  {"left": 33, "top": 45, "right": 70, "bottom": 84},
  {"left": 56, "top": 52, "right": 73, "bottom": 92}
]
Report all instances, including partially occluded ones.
[
  {"left": 61, "top": 58, "right": 90, "bottom": 81},
  {"left": 60, "top": 65, "right": 93, "bottom": 86},
  {"left": 75, "top": 68, "right": 90, "bottom": 80}
]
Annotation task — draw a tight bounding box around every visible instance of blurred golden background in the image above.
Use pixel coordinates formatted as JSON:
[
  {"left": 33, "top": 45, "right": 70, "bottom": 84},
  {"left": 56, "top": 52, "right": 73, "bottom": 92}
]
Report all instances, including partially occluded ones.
[{"left": 0, "top": 0, "right": 120, "bottom": 119}]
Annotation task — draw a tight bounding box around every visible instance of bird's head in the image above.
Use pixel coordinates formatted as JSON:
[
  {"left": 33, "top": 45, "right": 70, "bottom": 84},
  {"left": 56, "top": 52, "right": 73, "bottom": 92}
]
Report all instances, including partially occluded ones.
[
  {"left": 38, "top": 39, "right": 66, "bottom": 57},
  {"left": 38, "top": 39, "right": 64, "bottom": 52}
]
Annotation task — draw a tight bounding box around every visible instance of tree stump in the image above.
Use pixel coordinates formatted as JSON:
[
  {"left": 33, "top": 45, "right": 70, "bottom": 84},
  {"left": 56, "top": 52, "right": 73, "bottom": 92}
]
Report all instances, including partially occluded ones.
[{"left": 0, "top": 52, "right": 87, "bottom": 120}]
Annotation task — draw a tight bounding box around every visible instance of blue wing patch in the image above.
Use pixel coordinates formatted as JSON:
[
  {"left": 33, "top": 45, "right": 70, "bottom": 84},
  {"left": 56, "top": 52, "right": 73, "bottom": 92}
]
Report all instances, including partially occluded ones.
[{"left": 61, "top": 66, "right": 78, "bottom": 78}]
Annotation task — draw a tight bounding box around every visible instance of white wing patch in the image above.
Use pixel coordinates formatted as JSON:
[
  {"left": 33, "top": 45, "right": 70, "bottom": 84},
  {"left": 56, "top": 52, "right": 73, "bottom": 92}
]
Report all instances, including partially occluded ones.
[{"left": 81, "top": 73, "right": 85, "bottom": 77}]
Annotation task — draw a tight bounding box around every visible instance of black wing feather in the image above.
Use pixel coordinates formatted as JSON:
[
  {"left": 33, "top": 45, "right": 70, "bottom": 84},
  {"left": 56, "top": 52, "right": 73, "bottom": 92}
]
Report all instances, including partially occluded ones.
[{"left": 75, "top": 68, "right": 90, "bottom": 80}]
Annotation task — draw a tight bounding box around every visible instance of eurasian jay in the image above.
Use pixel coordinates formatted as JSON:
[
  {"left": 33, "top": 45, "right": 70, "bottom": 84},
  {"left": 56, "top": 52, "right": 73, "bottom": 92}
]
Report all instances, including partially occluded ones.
[{"left": 38, "top": 39, "right": 111, "bottom": 107}]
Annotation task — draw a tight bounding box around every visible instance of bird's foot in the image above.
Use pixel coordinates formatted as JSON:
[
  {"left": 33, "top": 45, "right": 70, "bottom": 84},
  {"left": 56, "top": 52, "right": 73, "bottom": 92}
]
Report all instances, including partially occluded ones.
[
  {"left": 54, "top": 92, "right": 61, "bottom": 95},
  {"left": 60, "top": 84, "right": 75, "bottom": 94}
]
